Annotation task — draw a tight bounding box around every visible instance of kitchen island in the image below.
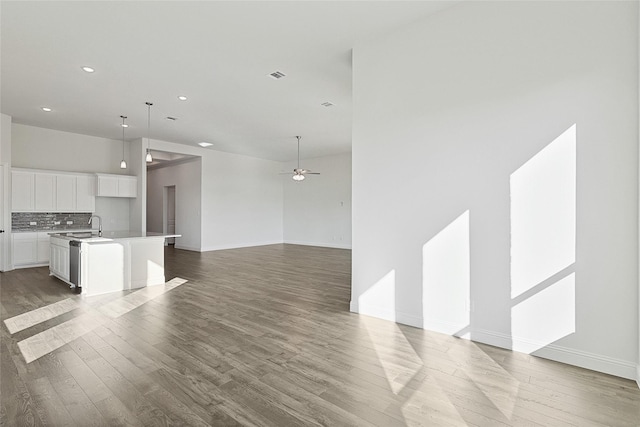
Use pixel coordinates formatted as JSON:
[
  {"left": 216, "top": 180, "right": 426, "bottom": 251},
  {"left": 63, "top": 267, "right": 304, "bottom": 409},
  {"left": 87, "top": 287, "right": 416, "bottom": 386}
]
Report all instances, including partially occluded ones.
[{"left": 49, "top": 231, "right": 180, "bottom": 297}]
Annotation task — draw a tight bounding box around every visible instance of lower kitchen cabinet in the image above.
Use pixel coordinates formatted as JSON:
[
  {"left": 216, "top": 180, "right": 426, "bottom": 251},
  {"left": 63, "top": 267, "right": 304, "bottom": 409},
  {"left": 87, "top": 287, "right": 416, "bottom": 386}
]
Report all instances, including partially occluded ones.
[
  {"left": 12, "top": 233, "right": 38, "bottom": 266},
  {"left": 12, "top": 232, "right": 55, "bottom": 268},
  {"left": 49, "top": 236, "right": 70, "bottom": 282}
]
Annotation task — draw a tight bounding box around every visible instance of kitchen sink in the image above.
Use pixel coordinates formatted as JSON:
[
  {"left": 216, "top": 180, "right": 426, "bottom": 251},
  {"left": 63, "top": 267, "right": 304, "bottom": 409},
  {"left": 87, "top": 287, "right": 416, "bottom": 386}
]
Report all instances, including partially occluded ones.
[{"left": 69, "top": 232, "right": 100, "bottom": 238}]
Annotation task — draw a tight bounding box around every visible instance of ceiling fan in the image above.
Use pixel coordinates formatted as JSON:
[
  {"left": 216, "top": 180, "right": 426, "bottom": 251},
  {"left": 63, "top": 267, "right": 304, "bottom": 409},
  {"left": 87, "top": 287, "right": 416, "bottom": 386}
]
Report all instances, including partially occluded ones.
[{"left": 282, "top": 136, "right": 320, "bottom": 181}]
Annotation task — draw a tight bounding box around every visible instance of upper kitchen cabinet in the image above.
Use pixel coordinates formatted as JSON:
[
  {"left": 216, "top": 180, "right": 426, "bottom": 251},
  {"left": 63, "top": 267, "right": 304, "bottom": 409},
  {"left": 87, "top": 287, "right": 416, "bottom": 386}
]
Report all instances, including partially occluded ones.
[
  {"left": 11, "top": 168, "right": 96, "bottom": 213},
  {"left": 76, "top": 175, "right": 96, "bottom": 212},
  {"left": 95, "top": 173, "right": 137, "bottom": 198},
  {"left": 56, "top": 174, "right": 76, "bottom": 211},
  {"left": 34, "top": 173, "right": 55, "bottom": 211},
  {"left": 11, "top": 170, "right": 35, "bottom": 211}
]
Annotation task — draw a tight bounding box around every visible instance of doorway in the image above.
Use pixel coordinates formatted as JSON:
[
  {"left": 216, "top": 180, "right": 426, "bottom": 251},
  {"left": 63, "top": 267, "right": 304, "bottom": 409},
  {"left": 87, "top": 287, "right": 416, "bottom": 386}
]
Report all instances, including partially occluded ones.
[{"left": 164, "top": 185, "right": 176, "bottom": 245}]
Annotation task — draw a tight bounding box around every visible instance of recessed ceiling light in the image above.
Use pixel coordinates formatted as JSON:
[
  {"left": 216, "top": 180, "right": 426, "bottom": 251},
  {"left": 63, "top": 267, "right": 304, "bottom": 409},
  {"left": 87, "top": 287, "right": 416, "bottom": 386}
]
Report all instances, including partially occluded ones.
[
  {"left": 269, "top": 71, "right": 286, "bottom": 80},
  {"left": 81, "top": 66, "right": 95, "bottom": 73},
  {"left": 41, "top": 107, "right": 52, "bottom": 112},
  {"left": 198, "top": 142, "right": 213, "bottom": 147},
  {"left": 178, "top": 96, "right": 187, "bottom": 101}
]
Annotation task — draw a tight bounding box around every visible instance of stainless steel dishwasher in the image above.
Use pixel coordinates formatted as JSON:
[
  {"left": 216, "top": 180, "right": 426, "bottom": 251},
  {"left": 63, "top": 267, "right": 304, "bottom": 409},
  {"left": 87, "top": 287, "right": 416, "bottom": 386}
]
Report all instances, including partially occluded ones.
[{"left": 69, "top": 240, "right": 82, "bottom": 293}]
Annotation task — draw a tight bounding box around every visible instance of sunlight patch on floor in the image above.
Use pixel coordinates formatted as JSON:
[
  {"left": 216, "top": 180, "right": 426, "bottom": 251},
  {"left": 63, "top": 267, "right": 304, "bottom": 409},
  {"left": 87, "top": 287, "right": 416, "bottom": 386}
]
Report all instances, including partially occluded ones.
[{"left": 9, "top": 277, "right": 187, "bottom": 364}]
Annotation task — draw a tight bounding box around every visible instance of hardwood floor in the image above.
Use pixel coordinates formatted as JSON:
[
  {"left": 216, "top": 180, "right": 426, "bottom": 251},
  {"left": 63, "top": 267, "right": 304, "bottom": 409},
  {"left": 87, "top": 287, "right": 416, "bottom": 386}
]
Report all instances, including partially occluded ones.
[{"left": 2, "top": 244, "right": 639, "bottom": 426}]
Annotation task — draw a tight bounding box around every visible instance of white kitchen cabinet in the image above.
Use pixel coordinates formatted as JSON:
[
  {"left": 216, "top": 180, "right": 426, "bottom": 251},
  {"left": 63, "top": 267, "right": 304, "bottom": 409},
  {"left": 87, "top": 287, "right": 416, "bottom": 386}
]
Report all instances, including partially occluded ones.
[
  {"left": 11, "top": 170, "right": 35, "bottom": 211},
  {"left": 76, "top": 175, "right": 95, "bottom": 212},
  {"left": 49, "top": 236, "right": 70, "bottom": 282},
  {"left": 12, "top": 168, "right": 96, "bottom": 213},
  {"left": 118, "top": 176, "right": 137, "bottom": 198},
  {"left": 56, "top": 175, "right": 76, "bottom": 212},
  {"left": 12, "top": 231, "right": 52, "bottom": 267},
  {"left": 34, "top": 173, "right": 56, "bottom": 211},
  {"left": 12, "top": 232, "right": 38, "bottom": 266},
  {"left": 37, "top": 232, "right": 51, "bottom": 263},
  {"left": 95, "top": 173, "right": 137, "bottom": 198}
]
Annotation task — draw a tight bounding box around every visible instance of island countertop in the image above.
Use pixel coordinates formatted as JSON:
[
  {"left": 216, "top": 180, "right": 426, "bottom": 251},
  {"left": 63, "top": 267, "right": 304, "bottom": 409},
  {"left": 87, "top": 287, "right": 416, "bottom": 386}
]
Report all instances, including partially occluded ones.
[{"left": 49, "top": 231, "right": 181, "bottom": 242}]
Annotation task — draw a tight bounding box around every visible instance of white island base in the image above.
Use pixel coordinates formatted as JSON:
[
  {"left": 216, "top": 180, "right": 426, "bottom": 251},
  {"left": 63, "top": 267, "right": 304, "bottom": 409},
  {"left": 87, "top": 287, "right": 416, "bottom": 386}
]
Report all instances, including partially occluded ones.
[
  {"left": 82, "top": 237, "right": 167, "bottom": 296},
  {"left": 50, "top": 231, "right": 179, "bottom": 297}
]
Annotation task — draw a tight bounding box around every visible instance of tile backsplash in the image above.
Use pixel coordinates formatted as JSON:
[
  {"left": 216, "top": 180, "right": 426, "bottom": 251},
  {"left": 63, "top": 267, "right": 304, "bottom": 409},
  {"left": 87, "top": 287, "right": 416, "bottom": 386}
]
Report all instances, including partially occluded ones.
[{"left": 12, "top": 212, "right": 93, "bottom": 232}]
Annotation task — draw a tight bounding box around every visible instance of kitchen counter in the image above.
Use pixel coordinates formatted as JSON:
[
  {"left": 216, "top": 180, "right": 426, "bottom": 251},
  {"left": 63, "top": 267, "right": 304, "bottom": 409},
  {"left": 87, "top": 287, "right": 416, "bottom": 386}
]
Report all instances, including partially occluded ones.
[
  {"left": 49, "top": 231, "right": 181, "bottom": 297},
  {"left": 49, "top": 230, "right": 180, "bottom": 241}
]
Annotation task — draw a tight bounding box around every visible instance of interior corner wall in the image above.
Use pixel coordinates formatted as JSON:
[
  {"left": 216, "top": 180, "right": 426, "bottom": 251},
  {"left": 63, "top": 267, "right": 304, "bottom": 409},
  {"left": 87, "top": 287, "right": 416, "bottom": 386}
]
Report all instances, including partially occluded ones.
[
  {"left": 199, "top": 151, "right": 283, "bottom": 251},
  {"left": 128, "top": 138, "right": 146, "bottom": 233},
  {"left": 146, "top": 138, "right": 283, "bottom": 252},
  {"left": 147, "top": 158, "right": 202, "bottom": 251},
  {"left": 352, "top": 1, "right": 639, "bottom": 379},
  {"left": 282, "top": 152, "right": 352, "bottom": 249}
]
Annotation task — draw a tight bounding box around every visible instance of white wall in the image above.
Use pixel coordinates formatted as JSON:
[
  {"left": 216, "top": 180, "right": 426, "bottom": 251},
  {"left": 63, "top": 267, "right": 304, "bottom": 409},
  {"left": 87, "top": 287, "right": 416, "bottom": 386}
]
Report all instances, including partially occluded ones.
[
  {"left": 147, "top": 158, "right": 202, "bottom": 251},
  {"left": 352, "top": 1, "right": 638, "bottom": 379},
  {"left": 128, "top": 138, "right": 146, "bottom": 232},
  {"left": 0, "top": 114, "right": 11, "bottom": 164},
  {"left": 282, "top": 152, "right": 352, "bottom": 249},
  {"left": 144, "top": 138, "right": 283, "bottom": 252},
  {"left": 1, "top": 114, "right": 12, "bottom": 271},
  {"left": 94, "top": 197, "right": 131, "bottom": 232},
  {"left": 12, "top": 123, "right": 127, "bottom": 174}
]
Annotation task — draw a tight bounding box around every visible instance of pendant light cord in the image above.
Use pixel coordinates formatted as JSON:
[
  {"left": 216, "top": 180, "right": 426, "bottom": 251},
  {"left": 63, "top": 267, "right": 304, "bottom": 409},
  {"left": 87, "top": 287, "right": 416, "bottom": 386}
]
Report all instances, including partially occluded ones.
[
  {"left": 297, "top": 136, "right": 301, "bottom": 169},
  {"left": 121, "top": 116, "right": 126, "bottom": 158},
  {"left": 145, "top": 102, "right": 153, "bottom": 163}
]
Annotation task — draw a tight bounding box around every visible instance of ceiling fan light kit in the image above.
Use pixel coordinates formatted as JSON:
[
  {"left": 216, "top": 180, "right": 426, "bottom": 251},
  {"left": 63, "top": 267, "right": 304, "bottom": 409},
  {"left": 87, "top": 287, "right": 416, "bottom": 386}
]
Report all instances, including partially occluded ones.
[{"left": 287, "top": 136, "right": 319, "bottom": 182}]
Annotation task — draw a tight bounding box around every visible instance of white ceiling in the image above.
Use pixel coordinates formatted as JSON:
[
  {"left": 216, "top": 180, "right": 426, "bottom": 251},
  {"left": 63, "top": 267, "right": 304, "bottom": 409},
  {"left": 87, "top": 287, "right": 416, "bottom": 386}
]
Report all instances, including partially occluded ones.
[{"left": 1, "top": 1, "right": 453, "bottom": 161}]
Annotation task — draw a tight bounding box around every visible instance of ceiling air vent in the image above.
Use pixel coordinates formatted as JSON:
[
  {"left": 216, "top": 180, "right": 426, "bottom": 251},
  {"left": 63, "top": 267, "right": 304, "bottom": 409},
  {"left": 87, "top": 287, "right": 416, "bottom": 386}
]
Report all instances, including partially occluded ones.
[
  {"left": 166, "top": 116, "right": 177, "bottom": 121},
  {"left": 269, "top": 71, "right": 286, "bottom": 80},
  {"left": 321, "top": 101, "right": 335, "bottom": 107}
]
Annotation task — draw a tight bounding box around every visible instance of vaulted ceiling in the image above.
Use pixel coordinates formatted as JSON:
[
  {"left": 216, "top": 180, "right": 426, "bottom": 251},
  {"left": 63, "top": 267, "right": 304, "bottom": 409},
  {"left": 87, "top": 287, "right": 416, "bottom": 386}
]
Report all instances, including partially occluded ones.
[{"left": 1, "top": 1, "right": 453, "bottom": 161}]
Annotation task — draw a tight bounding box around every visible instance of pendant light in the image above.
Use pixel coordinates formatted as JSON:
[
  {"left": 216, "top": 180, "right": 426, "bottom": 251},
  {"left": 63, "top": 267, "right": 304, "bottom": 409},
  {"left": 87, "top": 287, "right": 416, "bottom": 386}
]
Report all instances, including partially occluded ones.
[
  {"left": 145, "top": 101, "right": 153, "bottom": 163},
  {"left": 120, "top": 115, "right": 127, "bottom": 169}
]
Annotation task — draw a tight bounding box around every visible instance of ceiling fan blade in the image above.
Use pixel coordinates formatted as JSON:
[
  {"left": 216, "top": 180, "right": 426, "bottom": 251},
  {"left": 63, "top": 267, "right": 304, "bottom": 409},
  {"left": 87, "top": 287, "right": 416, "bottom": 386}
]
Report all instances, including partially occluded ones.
[{"left": 305, "top": 172, "right": 320, "bottom": 175}]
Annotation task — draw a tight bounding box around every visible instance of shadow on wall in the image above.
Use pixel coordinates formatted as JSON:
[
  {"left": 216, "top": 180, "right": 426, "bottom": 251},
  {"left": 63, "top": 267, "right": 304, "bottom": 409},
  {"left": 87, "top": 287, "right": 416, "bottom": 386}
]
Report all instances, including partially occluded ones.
[
  {"left": 354, "top": 124, "right": 578, "bottom": 424},
  {"left": 358, "top": 124, "right": 577, "bottom": 355}
]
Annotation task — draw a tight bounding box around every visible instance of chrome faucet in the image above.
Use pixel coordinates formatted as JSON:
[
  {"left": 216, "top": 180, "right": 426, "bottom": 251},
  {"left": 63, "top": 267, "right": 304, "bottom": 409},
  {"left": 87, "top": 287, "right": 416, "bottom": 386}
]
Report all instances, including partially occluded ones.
[{"left": 88, "top": 215, "right": 102, "bottom": 236}]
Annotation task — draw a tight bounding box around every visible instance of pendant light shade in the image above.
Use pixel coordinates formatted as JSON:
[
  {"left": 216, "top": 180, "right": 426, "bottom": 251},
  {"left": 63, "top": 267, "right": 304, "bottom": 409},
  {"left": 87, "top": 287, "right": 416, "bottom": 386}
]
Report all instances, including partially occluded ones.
[
  {"left": 145, "top": 102, "right": 153, "bottom": 163},
  {"left": 120, "top": 115, "right": 127, "bottom": 169}
]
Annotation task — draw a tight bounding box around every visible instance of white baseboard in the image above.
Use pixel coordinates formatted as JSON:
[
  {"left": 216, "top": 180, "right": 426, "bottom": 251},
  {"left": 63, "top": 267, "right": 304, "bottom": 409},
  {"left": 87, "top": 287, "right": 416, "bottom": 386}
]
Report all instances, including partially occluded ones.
[
  {"left": 174, "top": 244, "right": 201, "bottom": 252},
  {"left": 284, "top": 240, "right": 352, "bottom": 250},
  {"left": 350, "top": 303, "right": 638, "bottom": 382},
  {"left": 200, "top": 240, "right": 284, "bottom": 252},
  {"left": 13, "top": 262, "right": 48, "bottom": 270},
  {"left": 349, "top": 301, "right": 421, "bottom": 328},
  {"left": 423, "top": 317, "right": 471, "bottom": 337},
  {"left": 459, "top": 328, "right": 638, "bottom": 381}
]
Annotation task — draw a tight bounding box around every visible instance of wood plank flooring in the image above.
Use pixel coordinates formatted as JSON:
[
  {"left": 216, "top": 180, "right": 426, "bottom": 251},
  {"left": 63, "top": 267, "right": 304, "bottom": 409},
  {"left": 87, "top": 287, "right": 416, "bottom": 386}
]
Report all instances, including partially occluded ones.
[{"left": 1, "top": 243, "right": 639, "bottom": 426}]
